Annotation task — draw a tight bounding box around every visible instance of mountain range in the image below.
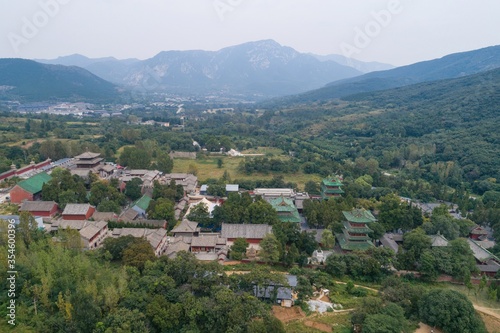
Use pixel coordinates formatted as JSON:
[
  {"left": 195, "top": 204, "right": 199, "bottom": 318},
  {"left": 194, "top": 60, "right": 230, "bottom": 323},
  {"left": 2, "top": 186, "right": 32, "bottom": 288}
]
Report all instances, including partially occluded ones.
[
  {"left": 2, "top": 41, "right": 500, "bottom": 103},
  {"left": 37, "top": 40, "right": 365, "bottom": 98},
  {"left": 277, "top": 45, "right": 500, "bottom": 104}
]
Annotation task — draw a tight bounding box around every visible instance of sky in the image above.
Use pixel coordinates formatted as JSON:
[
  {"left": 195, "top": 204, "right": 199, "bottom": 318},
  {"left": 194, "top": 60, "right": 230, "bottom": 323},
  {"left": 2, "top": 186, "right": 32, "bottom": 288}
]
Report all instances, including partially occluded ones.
[{"left": 1, "top": 0, "right": 499, "bottom": 67}]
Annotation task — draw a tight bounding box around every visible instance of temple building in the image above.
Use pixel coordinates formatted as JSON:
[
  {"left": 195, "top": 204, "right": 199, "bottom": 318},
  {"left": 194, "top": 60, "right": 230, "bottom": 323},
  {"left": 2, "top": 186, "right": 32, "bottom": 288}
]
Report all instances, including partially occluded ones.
[
  {"left": 321, "top": 176, "right": 344, "bottom": 199},
  {"left": 269, "top": 196, "right": 301, "bottom": 223},
  {"left": 73, "top": 152, "right": 103, "bottom": 169},
  {"left": 336, "top": 208, "right": 376, "bottom": 251}
]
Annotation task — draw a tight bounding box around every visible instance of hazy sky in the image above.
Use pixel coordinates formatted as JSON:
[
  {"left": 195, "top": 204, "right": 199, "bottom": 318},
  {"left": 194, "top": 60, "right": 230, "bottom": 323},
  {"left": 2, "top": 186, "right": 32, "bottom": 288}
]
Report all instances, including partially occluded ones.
[{"left": 1, "top": 0, "right": 499, "bottom": 66}]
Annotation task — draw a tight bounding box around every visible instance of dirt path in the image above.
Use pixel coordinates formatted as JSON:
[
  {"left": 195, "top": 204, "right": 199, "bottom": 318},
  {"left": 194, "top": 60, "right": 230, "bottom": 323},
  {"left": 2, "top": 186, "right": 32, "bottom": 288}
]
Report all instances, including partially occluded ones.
[
  {"left": 333, "top": 280, "right": 379, "bottom": 293},
  {"left": 414, "top": 322, "right": 441, "bottom": 333},
  {"left": 473, "top": 305, "right": 500, "bottom": 320}
]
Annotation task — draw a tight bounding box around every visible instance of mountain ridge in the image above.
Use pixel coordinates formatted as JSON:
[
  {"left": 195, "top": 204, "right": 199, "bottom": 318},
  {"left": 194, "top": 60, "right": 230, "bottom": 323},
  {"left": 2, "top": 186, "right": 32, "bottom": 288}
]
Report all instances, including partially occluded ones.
[{"left": 0, "top": 58, "right": 119, "bottom": 102}]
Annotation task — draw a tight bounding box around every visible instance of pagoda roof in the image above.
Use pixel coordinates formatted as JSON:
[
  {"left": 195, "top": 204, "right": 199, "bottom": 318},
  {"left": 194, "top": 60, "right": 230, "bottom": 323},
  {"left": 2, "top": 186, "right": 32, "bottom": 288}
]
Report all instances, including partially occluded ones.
[
  {"left": 343, "top": 209, "right": 376, "bottom": 223},
  {"left": 17, "top": 172, "right": 52, "bottom": 194},
  {"left": 322, "top": 176, "right": 343, "bottom": 187},
  {"left": 269, "top": 196, "right": 301, "bottom": 223},
  {"left": 336, "top": 232, "right": 374, "bottom": 251},
  {"left": 342, "top": 221, "right": 373, "bottom": 234},
  {"left": 74, "top": 152, "right": 101, "bottom": 159},
  {"left": 269, "top": 196, "right": 295, "bottom": 212}
]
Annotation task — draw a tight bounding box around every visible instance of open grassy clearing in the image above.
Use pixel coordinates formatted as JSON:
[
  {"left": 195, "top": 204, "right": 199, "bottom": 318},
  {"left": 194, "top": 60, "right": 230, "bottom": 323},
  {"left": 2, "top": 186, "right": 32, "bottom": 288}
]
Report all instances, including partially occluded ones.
[
  {"left": 172, "top": 155, "right": 321, "bottom": 190},
  {"left": 443, "top": 283, "right": 500, "bottom": 315}
]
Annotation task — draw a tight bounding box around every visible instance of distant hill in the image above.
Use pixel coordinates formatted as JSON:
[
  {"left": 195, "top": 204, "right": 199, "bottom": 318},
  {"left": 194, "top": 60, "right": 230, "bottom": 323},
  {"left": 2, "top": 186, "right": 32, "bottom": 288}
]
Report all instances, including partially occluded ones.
[
  {"left": 36, "top": 54, "right": 140, "bottom": 86},
  {"left": 309, "top": 53, "right": 394, "bottom": 73},
  {"left": 266, "top": 67, "right": 500, "bottom": 181},
  {"left": 37, "top": 40, "right": 363, "bottom": 99},
  {"left": 0, "top": 58, "right": 119, "bottom": 102},
  {"left": 277, "top": 45, "right": 500, "bottom": 104}
]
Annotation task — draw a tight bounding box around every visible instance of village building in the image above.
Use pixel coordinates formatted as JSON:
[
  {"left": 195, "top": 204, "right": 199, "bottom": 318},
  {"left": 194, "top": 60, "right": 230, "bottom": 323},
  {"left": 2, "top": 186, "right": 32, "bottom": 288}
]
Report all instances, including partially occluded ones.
[
  {"left": 253, "top": 274, "right": 297, "bottom": 307},
  {"left": 131, "top": 194, "right": 152, "bottom": 218},
  {"left": 62, "top": 203, "right": 96, "bottom": 220},
  {"left": 221, "top": 223, "right": 273, "bottom": 251},
  {"left": 379, "top": 233, "right": 401, "bottom": 253},
  {"left": 253, "top": 188, "right": 295, "bottom": 199},
  {"left": 320, "top": 175, "right": 344, "bottom": 199},
  {"left": 171, "top": 219, "right": 200, "bottom": 238},
  {"left": 268, "top": 196, "right": 301, "bottom": 223},
  {"left": 190, "top": 234, "right": 227, "bottom": 253},
  {"left": 165, "top": 238, "right": 191, "bottom": 259},
  {"left": 9, "top": 172, "right": 52, "bottom": 204},
  {"left": 19, "top": 201, "right": 59, "bottom": 217},
  {"left": 161, "top": 173, "right": 198, "bottom": 194},
  {"left": 469, "top": 225, "right": 489, "bottom": 241},
  {"left": 111, "top": 228, "right": 168, "bottom": 256},
  {"left": 430, "top": 234, "right": 449, "bottom": 247},
  {"left": 91, "top": 211, "right": 118, "bottom": 222},
  {"left": 50, "top": 219, "right": 108, "bottom": 249},
  {"left": 467, "top": 238, "right": 500, "bottom": 277},
  {"left": 336, "top": 208, "right": 376, "bottom": 251},
  {"left": 226, "top": 184, "right": 239, "bottom": 194}
]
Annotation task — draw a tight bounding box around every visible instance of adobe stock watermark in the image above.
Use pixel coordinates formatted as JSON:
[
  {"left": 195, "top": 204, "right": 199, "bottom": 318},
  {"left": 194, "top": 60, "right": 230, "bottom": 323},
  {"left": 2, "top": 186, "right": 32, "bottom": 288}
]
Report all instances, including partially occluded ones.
[
  {"left": 6, "top": 219, "right": 17, "bottom": 326},
  {"left": 340, "top": 0, "right": 403, "bottom": 62},
  {"left": 7, "top": 0, "right": 73, "bottom": 54},
  {"left": 213, "top": 0, "right": 244, "bottom": 21}
]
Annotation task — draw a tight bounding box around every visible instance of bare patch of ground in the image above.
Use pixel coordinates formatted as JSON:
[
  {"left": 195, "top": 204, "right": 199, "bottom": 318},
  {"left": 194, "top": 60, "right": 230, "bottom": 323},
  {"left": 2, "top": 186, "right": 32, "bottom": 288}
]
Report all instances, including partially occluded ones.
[
  {"left": 272, "top": 306, "right": 305, "bottom": 323},
  {"left": 414, "top": 323, "right": 441, "bottom": 333},
  {"left": 303, "top": 320, "right": 332, "bottom": 332}
]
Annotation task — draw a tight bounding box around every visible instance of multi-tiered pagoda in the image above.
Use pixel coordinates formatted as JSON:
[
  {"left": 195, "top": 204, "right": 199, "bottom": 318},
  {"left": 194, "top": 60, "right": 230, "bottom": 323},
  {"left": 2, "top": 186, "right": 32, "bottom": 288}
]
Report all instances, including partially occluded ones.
[
  {"left": 320, "top": 175, "right": 344, "bottom": 199},
  {"left": 336, "top": 208, "right": 376, "bottom": 251}
]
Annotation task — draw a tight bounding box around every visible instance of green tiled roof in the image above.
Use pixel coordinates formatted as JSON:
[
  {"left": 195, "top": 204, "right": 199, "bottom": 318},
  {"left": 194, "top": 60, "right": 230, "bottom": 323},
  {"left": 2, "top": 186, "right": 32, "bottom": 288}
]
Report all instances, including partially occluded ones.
[
  {"left": 269, "top": 197, "right": 295, "bottom": 211},
  {"left": 17, "top": 172, "right": 52, "bottom": 194},
  {"left": 269, "top": 196, "right": 301, "bottom": 223},
  {"left": 322, "top": 176, "right": 343, "bottom": 187},
  {"left": 342, "top": 209, "right": 376, "bottom": 223},
  {"left": 277, "top": 211, "right": 302, "bottom": 223},
  {"left": 133, "top": 195, "right": 152, "bottom": 211},
  {"left": 342, "top": 221, "right": 373, "bottom": 234},
  {"left": 336, "top": 232, "right": 374, "bottom": 251}
]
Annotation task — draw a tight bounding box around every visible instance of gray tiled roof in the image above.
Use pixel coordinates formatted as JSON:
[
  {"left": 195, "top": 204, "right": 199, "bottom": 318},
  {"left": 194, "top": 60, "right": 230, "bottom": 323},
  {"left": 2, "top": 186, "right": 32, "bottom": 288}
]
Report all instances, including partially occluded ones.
[
  {"left": 221, "top": 223, "right": 272, "bottom": 239},
  {"left": 19, "top": 201, "right": 57, "bottom": 212},
  {"left": 62, "top": 204, "right": 93, "bottom": 216},
  {"left": 171, "top": 219, "right": 199, "bottom": 234},
  {"left": 191, "top": 235, "right": 219, "bottom": 248}
]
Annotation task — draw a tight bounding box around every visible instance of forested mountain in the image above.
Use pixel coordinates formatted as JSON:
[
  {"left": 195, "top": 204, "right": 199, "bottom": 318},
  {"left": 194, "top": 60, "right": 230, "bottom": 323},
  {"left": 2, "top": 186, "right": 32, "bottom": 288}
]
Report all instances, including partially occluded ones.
[
  {"left": 36, "top": 40, "right": 362, "bottom": 99},
  {"left": 264, "top": 67, "right": 500, "bottom": 184},
  {"left": 0, "top": 59, "right": 119, "bottom": 102},
  {"left": 276, "top": 45, "right": 500, "bottom": 103}
]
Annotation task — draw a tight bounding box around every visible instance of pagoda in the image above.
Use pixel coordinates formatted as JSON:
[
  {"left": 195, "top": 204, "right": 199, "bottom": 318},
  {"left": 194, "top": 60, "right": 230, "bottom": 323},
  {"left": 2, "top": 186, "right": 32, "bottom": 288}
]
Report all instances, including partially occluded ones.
[
  {"left": 336, "top": 208, "right": 376, "bottom": 251},
  {"left": 269, "top": 196, "right": 301, "bottom": 223},
  {"left": 73, "top": 151, "right": 103, "bottom": 169},
  {"left": 321, "top": 175, "right": 344, "bottom": 199}
]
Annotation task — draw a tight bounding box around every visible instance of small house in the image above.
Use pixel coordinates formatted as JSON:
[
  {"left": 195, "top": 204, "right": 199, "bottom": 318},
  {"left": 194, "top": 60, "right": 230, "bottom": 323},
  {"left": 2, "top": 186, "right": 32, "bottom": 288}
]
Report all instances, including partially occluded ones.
[
  {"left": 62, "top": 204, "right": 96, "bottom": 220},
  {"left": 19, "top": 201, "right": 58, "bottom": 217}
]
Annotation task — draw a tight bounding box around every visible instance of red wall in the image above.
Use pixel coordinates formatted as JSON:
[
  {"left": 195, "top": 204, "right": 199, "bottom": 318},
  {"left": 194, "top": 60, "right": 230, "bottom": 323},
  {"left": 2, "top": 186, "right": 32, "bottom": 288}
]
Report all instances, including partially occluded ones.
[
  {"left": 229, "top": 238, "right": 262, "bottom": 244},
  {"left": 28, "top": 205, "right": 59, "bottom": 217},
  {"left": 62, "top": 206, "right": 96, "bottom": 220},
  {"left": 10, "top": 186, "right": 34, "bottom": 204}
]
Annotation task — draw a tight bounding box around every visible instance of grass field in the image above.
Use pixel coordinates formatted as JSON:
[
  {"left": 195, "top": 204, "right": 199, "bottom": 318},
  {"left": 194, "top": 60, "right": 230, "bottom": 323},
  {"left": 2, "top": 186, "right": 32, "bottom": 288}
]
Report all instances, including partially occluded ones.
[
  {"left": 443, "top": 283, "right": 500, "bottom": 315},
  {"left": 171, "top": 154, "right": 322, "bottom": 190}
]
